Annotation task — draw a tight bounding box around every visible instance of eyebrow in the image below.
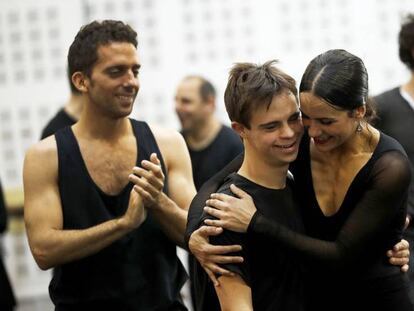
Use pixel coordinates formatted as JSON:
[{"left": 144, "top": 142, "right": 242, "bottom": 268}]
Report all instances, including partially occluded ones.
[
  {"left": 106, "top": 64, "right": 141, "bottom": 71},
  {"left": 258, "top": 111, "right": 301, "bottom": 128},
  {"left": 299, "top": 109, "right": 335, "bottom": 120}
]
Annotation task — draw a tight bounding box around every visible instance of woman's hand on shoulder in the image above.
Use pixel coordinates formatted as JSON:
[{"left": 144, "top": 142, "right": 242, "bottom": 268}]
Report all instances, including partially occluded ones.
[{"left": 203, "top": 184, "right": 257, "bottom": 233}]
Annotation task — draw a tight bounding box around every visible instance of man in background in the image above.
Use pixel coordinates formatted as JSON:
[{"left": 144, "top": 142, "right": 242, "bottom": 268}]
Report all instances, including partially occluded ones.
[
  {"left": 41, "top": 70, "right": 83, "bottom": 139},
  {"left": 175, "top": 75, "right": 243, "bottom": 190},
  {"left": 374, "top": 13, "right": 414, "bottom": 301}
]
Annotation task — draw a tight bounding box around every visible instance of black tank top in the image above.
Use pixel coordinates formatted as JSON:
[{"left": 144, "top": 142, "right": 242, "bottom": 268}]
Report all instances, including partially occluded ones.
[{"left": 51, "top": 119, "right": 187, "bottom": 310}]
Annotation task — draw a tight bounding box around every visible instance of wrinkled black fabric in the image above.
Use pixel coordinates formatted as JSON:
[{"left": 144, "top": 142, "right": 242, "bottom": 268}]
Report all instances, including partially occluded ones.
[
  {"left": 202, "top": 173, "right": 305, "bottom": 311},
  {"left": 185, "top": 132, "right": 413, "bottom": 310}
]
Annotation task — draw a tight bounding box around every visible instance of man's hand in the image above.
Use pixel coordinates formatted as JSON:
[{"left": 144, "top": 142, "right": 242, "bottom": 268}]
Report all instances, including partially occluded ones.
[
  {"left": 121, "top": 187, "right": 146, "bottom": 230},
  {"left": 129, "top": 153, "right": 165, "bottom": 209},
  {"left": 189, "top": 225, "right": 243, "bottom": 286}
]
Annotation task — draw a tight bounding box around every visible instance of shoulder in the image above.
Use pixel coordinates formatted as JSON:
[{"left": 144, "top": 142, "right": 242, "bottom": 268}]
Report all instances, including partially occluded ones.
[
  {"left": 214, "top": 125, "right": 243, "bottom": 155},
  {"left": 220, "top": 125, "right": 241, "bottom": 142},
  {"left": 24, "top": 136, "right": 58, "bottom": 178},
  {"left": 148, "top": 123, "right": 187, "bottom": 151},
  {"left": 147, "top": 123, "right": 190, "bottom": 171},
  {"left": 377, "top": 132, "right": 407, "bottom": 156},
  {"left": 374, "top": 87, "right": 400, "bottom": 109},
  {"left": 372, "top": 136, "right": 411, "bottom": 187},
  {"left": 28, "top": 136, "right": 57, "bottom": 159}
]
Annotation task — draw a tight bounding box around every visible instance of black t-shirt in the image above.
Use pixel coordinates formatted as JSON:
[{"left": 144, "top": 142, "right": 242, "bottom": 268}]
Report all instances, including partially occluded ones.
[
  {"left": 201, "top": 173, "right": 305, "bottom": 311},
  {"left": 185, "top": 125, "right": 243, "bottom": 190},
  {"left": 41, "top": 108, "right": 76, "bottom": 139}
]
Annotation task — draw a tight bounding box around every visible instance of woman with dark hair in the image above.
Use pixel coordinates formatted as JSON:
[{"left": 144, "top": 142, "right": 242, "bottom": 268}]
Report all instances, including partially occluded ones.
[{"left": 187, "top": 49, "right": 413, "bottom": 310}]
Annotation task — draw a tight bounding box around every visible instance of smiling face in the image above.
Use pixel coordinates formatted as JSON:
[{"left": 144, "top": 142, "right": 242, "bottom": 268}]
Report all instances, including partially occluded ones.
[
  {"left": 300, "top": 92, "right": 363, "bottom": 152},
  {"left": 174, "top": 77, "right": 212, "bottom": 132},
  {"left": 84, "top": 42, "right": 140, "bottom": 119},
  {"left": 235, "top": 91, "right": 303, "bottom": 167}
]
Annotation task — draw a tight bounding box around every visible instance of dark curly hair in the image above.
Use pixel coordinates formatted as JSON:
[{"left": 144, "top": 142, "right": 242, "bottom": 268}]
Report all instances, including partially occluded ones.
[
  {"left": 399, "top": 14, "right": 414, "bottom": 70},
  {"left": 68, "top": 20, "right": 138, "bottom": 79}
]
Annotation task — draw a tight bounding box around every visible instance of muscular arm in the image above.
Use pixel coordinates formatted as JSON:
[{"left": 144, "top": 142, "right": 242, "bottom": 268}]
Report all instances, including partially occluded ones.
[
  {"left": 24, "top": 138, "right": 144, "bottom": 270},
  {"left": 215, "top": 274, "right": 253, "bottom": 311},
  {"left": 151, "top": 127, "right": 197, "bottom": 247},
  {"left": 249, "top": 151, "right": 411, "bottom": 269}
]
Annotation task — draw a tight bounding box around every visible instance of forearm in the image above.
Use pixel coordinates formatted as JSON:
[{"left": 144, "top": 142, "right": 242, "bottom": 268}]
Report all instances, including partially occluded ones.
[
  {"left": 215, "top": 274, "right": 253, "bottom": 311},
  {"left": 150, "top": 193, "right": 188, "bottom": 247},
  {"left": 28, "top": 217, "right": 132, "bottom": 270}
]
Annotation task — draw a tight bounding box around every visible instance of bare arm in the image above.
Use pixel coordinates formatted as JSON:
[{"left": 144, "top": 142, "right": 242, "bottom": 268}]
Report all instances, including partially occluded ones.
[
  {"left": 24, "top": 137, "right": 146, "bottom": 270},
  {"left": 214, "top": 274, "right": 253, "bottom": 311},
  {"left": 143, "top": 127, "right": 196, "bottom": 247}
]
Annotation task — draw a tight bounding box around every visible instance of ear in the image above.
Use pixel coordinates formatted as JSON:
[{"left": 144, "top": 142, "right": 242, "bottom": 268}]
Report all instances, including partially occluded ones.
[
  {"left": 354, "top": 105, "right": 366, "bottom": 119},
  {"left": 204, "top": 95, "right": 216, "bottom": 113},
  {"left": 72, "top": 72, "right": 89, "bottom": 93},
  {"left": 231, "top": 122, "right": 247, "bottom": 138}
]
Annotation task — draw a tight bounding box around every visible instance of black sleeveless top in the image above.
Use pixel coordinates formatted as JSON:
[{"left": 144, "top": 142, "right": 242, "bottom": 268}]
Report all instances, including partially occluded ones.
[{"left": 51, "top": 119, "right": 187, "bottom": 310}]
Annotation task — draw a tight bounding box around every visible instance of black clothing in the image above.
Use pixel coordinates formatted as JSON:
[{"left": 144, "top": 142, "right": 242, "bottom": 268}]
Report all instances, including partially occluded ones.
[
  {"left": 0, "top": 181, "right": 16, "bottom": 310},
  {"left": 202, "top": 173, "right": 305, "bottom": 311},
  {"left": 185, "top": 125, "right": 243, "bottom": 191},
  {"left": 375, "top": 87, "right": 414, "bottom": 301},
  {"left": 52, "top": 119, "right": 187, "bottom": 311},
  {"left": 250, "top": 132, "right": 413, "bottom": 310},
  {"left": 186, "top": 132, "right": 413, "bottom": 311},
  {"left": 184, "top": 125, "right": 242, "bottom": 311},
  {"left": 41, "top": 108, "right": 76, "bottom": 139}
]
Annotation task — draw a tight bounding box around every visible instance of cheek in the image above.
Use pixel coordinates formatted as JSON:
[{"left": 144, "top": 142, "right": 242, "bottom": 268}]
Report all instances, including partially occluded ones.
[{"left": 292, "top": 121, "right": 304, "bottom": 133}]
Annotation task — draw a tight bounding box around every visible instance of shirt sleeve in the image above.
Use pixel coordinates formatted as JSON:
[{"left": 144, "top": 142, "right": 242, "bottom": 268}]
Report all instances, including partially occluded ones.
[
  {"left": 184, "top": 153, "right": 244, "bottom": 248},
  {"left": 249, "top": 150, "right": 411, "bottom": 270},
  {"left": 202, "top": 187, "right": 251, "bottom": 285}
]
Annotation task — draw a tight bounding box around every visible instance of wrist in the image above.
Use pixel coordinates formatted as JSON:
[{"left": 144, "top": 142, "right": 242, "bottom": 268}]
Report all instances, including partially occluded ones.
[{"left": 116, "top": 216, "right": 134, "bottom": 233}]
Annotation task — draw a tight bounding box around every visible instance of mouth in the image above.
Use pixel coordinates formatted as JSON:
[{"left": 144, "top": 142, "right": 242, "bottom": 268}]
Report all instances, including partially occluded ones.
[
  {"left": 313, "top": 137, "right": 330, "bottom": 145},
  {"left": 275, "top": 141, "right": 296, "bottom": 149},
  {"left": 116, "top": 94, "right": 135, "bottom": 105}
]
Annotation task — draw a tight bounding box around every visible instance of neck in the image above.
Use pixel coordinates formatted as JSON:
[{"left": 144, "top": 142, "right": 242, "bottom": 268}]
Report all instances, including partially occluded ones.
[
  {"left": 238, "top": 148, "right": 289, "bottom": 189},
  {"left": 74, "top": 103, "right": 130, "bottom": 141},
  {"left": 64, "top": 94, "right": 83, "bottom": 121},
  {"left": 185, "top": 117, "right": 221, "bottom": 150},
  {"left": 402, "top": 73, "right": 414, "bottom": 100}
]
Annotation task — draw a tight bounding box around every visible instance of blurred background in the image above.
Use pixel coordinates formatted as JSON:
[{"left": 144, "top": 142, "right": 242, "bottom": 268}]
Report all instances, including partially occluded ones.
[{"left": 0, "top": 0, "right": 413, "bottom": 310}]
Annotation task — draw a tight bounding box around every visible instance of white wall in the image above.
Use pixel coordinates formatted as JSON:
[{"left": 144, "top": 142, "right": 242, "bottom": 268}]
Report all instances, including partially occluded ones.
[{"left": 0, "top": 0, "right": 413, "bottom": 189}]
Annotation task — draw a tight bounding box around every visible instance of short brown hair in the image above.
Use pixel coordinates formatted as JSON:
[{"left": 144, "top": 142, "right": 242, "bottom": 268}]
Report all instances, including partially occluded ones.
[{"left": 224, "top": 60, "right": 297, "bottom": 128}]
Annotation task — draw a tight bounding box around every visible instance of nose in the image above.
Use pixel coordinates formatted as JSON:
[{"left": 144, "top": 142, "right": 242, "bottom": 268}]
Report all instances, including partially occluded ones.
[
  {"left": 280, "top": 123, "right": 295, "bottom": 138},
  {"left": 123, "top": 70, "right": 139, "bottom": 90},
  {"left": 305, "top": 120, "right": 322, "bottom": 138}
]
